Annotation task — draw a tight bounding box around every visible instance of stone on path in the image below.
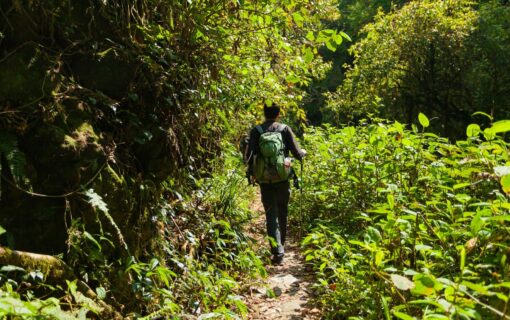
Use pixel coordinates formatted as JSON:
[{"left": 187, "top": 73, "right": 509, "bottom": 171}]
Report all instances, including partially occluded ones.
[
  {"left": 243, "top": 199, "right": 320, "bottom": 320},
  {"left": 269, "top": 274, "right": 299, "bottom": 295}
]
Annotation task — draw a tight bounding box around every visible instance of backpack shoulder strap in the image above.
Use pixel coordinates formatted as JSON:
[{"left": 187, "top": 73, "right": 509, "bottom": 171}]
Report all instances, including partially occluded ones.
[{"left": 256, "top": 125, "right": 264, "bottom": 135}]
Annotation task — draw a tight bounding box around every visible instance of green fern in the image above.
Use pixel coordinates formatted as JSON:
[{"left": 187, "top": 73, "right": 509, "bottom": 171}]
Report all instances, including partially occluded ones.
[{"left": 0, "top": 131, "right": 31, "bottom": 198}]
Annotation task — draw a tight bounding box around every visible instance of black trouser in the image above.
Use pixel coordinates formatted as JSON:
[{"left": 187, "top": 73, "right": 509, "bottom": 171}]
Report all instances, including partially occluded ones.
[{"left": 260, "top": 181, "right": 290, "bottom": 256}]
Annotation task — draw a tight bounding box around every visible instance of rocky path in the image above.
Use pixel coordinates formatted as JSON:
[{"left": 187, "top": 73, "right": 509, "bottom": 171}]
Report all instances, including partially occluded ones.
[{"left": 243, "top": 198, "right": 320, "bottom": 320}]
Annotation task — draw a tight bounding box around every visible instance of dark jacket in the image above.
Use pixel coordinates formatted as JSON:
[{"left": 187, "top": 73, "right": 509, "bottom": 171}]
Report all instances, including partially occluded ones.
[{"left": 247, "top": 120, "right": 305, "bottom": 171}]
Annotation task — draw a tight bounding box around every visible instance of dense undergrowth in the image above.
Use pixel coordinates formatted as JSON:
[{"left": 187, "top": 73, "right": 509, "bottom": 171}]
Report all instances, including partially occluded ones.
[
  {"left": 0, "top": 144, "right": 266, "bottom": 319},
  {"left": 0, "top": 0, "right": 338, "bottom": 317},
  {"left": 293, "top": 115, "right": 510, "bottom": 319}
]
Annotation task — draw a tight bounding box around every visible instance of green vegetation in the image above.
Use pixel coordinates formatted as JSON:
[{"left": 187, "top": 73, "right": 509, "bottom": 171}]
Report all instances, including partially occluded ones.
[
  {"left": 0, "top": 0, "right": 336, "bottom": 317},
  {"left": 327, "top": 0, "right": 510, "bottom": 138},
  {"left": 0, "top": 150, "right": 265, "bottom": 318},
  {"left": 296, "top": 115, "right": 510, "bottom": 319},
  {"left": 2, "top": 0, "right": 510, "bottom": 318}
]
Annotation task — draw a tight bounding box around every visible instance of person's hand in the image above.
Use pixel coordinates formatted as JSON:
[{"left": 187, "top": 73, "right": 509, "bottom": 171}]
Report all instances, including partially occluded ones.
[{"left": 301, "top": 149, "right": 307, "bottom": 157}]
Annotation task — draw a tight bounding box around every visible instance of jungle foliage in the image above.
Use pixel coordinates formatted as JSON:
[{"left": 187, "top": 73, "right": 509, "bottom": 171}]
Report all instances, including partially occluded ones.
[
  {"left": 2, "top": 0, "right": 510, "bottom": 319},
  {"left": 294, "top": 115, "right": 510, "bottom": 319},
  {"left": 303, "top": 0, "right": 409, "bottom": 124},
  {"left": 326, "top": 0, "right": 510, "bottom": 138},
  {"left": 0, "top": 0, "right": 338, "bottom": 317}
]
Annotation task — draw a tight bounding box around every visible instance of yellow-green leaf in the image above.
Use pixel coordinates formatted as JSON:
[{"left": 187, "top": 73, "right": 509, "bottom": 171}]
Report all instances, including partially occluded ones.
[
  {"left": 483, "top": 128, "right": 496, "bottom": 141},
  {"left": 501, "top": 175, "right": 510, "bottom": 194},
  {"left": 466, "top": 124, "right": 480, "bottom": 137},
  {"left": 418, "top": 113, "right": 429, "bottom": 128},
  {"left": 491, "top": 120, "right": 510, "bottom": 133},
  {"left": 306, "top": 31, "right": 315, "bottom": 41},
  {"left": 387, "top": 194, "right": 395, "bottom": 210}
]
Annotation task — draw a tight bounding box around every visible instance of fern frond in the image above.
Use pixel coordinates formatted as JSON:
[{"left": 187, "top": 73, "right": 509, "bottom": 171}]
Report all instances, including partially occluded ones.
[{"left": 84, "top": 189, "right": 129, "bottom": 252}]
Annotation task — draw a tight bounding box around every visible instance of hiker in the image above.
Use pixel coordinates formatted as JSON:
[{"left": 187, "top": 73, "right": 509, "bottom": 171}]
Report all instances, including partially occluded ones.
[{"left": 247, "top": 104, "right": 306, "bottom": 265}]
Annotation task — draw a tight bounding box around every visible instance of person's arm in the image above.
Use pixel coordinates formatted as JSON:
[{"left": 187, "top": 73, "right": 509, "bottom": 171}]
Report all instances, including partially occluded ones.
[
  {"left": 247, "top": 127, "right": 258, "bottom": 172},
  {"left": 284, "top": 126, "right": 306, "bottom": 160}
]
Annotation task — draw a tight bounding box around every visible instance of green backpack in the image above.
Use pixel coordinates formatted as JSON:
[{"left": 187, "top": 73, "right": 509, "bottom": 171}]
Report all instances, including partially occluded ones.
[{"left": 254, "top": 124, "right": 290, "bottom": 184}]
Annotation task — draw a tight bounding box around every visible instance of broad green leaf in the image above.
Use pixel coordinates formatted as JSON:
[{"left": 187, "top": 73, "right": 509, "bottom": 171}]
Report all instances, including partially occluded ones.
[
  {"left": 340, "top": 31, "right": 352, "bottom": 42},
  {"left": 409, "top": 299, "right": 443, "bottom": 309},
  {"left": 401, "top": 138, "right": 413, "bottom": 146},
  {"left": 470, "top": 211, "right": 485, "bottom": 235},
  {"left": 67, "top": 280, "right": 78, "bottom": 297},
  {"left": 455, "top": 193, "right": 471, "bottom": 203},
  {"left": 418, "top": 113, "right": 430, "bottom": 128},
  {"left": 491, "top": 201, "right": 510, "bottom": 210},
  {"left": 366, "top": 226, "right": 382, "bottom": 242},
  {"left": 304, "top": 48, "right": 314, "bottom": 63},
  {"left": 483, "top": 128, "right": 496, "bottom": 141},
  {"left": 348, "top": 240, "right": 374, "bottom": 251},
  {"left": 412, "top": 274, "right": 442, "bottom": 296},
  {"left": 466, "top": 124, "right": 480, "bottom": 137},
  {"left": 391, "top": 274, "right": 415, "bottom": 291},
  {"left": 306, "top": 31, "right": 315, "bottom": 41},
  {"left": 496, "top": 293, "right": 509, "bottom": 303},
  {"left": 320, "top": 29, "right": 335, "bottom": 36},
  {"left": 292, "top": 12, "right": 304, "bottom": 27},
  {"left": 325, "top": 39, "right": 337, "bottom": 52},
  {"left": 490, "top": 120, "right": 510, "bottom": 133},
  {"left": 333, "top": 34, "right": 343, "bottom": 45},
  {"left": 491, "top": 282, "right": 510, "bottom": 289},
  {"left": 0, "top": 225, "right": 5, "bottom": 236},
  {"left": 501, "top": 175, "right": 510, "bottom": 194}
]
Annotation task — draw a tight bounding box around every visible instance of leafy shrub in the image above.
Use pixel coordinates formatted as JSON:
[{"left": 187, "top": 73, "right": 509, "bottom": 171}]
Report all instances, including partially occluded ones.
[
  {"left": 327, "top": 0, "right": 510, "bottom": 138},
  {"left": 296, "top": 116, "right": 510, "bottom": 319},
  {"left": 0, "top": 267, "right": 96, "bottom": 319},
  {"left": 121, "top": 145, "right": 266, "bottom": 318}
]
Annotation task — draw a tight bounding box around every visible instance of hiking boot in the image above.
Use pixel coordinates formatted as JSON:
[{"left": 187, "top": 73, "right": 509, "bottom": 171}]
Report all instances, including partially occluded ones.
[{"left": 272, "top": 253, "right": 284, "bottom": 266}]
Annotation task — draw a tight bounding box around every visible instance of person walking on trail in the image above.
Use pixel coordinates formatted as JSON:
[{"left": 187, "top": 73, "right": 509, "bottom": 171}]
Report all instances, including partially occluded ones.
[{"left": 247, "top": 104, "right": 306, "bottom": 265}]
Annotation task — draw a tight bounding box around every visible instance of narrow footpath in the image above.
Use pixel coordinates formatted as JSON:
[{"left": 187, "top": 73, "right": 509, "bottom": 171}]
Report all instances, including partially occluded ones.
[{"left": 243, "top": 198, "right": 320, "bottom": 320}]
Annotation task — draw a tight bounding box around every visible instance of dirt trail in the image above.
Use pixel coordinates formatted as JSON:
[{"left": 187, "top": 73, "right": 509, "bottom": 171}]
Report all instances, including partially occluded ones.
[{"left": 243, "top": 198, "right": 320, "bottom": 320}]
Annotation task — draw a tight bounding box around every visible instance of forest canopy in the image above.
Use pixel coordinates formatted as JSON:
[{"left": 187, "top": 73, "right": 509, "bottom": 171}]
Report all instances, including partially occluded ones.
[{"left": 326, "top": 0, "right": 510, "bottom": 137}]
